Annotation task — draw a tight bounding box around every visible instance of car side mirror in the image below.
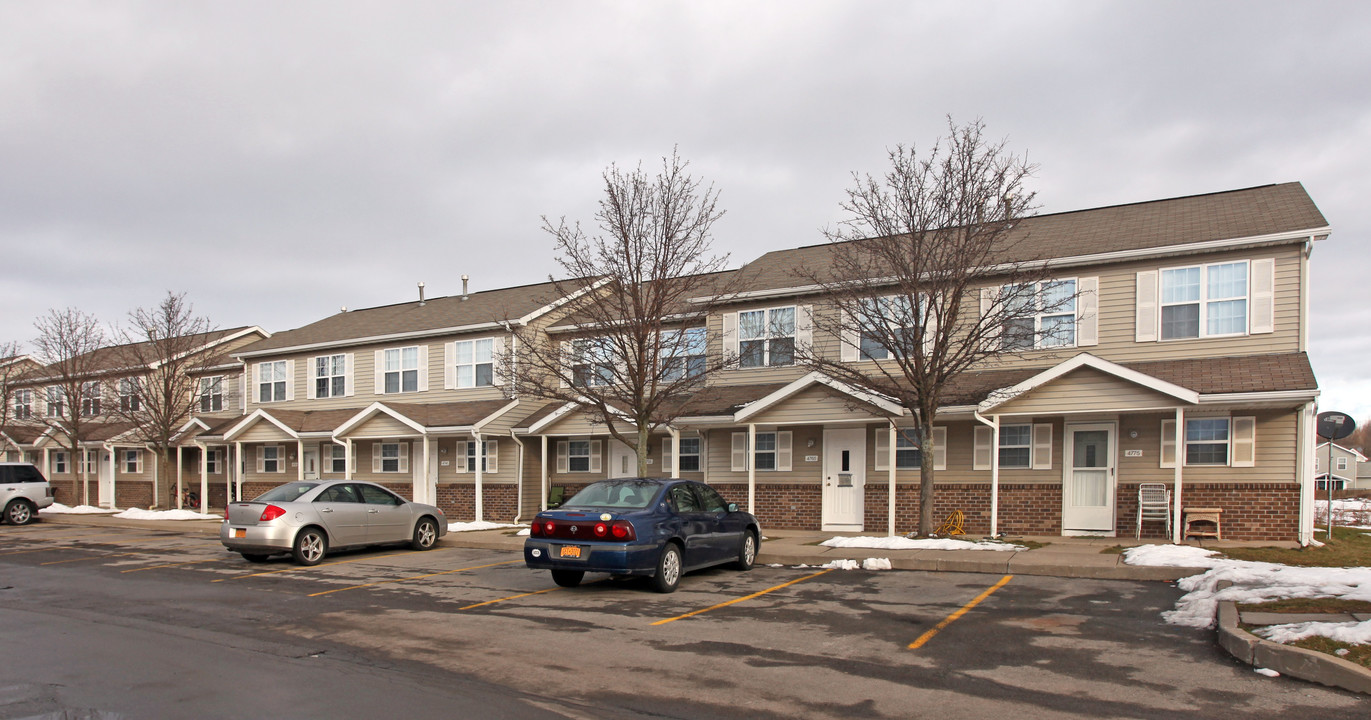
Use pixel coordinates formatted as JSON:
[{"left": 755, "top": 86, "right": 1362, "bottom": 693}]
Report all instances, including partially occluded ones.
[{"left": 727, "top": 503, "right": 738, "bottom": 513}]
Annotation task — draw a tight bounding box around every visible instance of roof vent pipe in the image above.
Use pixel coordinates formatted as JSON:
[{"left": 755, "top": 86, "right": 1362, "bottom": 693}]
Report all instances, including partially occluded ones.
[
  {"left": 461, "top": 274, "right": 469, "bottom": 301},
  {"left": 418, "top": 281, "right": 426, "bottom": 306}
]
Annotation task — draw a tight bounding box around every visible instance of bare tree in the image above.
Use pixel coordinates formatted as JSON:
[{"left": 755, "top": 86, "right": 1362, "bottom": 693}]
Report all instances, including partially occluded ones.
[
  {"left": 111, "top": 292, "right": 214, "bottom": 509},
  {"left": 32, "top": 308, "right": 108, "bottom": 506},
  {"left": 510, "top": 149, "right": 743, "bottom": 474},
  {"left": 797, "top": 118, "right": 1072, "bottom": 536},
  {"left": 0, "top": 341, "right": 30, "bottom": 457}
]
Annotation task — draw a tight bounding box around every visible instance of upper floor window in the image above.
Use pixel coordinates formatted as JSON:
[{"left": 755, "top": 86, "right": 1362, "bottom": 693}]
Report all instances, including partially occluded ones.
[
  {"left": 258, "top": 361, "right": 288, "bottom": 403},
  {"left": 199, "top": 376, "right": 224, "bottom": 412},
  {"left": 453, "top": 338, "right": 493, "bottom": 388},
  {"left": 383, "top": 347, "right": 420, "bottom": 393},
  {"left": 46, "top": 387, "right": 64, "bottom": 417},
  {"left": 660, "top": 328, "right": 706, "bottom": 382},
  {"left": 1161, "top": 261, "right": 1247, "bottom": 340},
  {"left": 740, "top": 306, "right": 795, "bottom": 368},
  {"left": 13, "top": 389, "right": 32, "bottom": 419},
  {"left": 80, "top": 382, "right": 101, "bottom": 417},
  {"left": 857, "top": 296, "right": 919, "bottom": 360},
  {"left": 570, "top": 338, "right": 614, "bottom": 387},
  {"left": 315, "top": 354, "right": 347, "bottom": 398},
  {"left": 1002, "top": 280, "right": 1077, "bottom": 350},
  {"left": 119, "top": 378, "right": 141, "bottom": 412},
  {"left": 1337, "top": 456, "right": 1349, "bottom": 471}
]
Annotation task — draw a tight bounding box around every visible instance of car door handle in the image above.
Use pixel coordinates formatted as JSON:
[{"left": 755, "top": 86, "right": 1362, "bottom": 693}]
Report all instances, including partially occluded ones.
[
  {"left": 368, "top": 509, "right": 379, "bottom": 514},
  {"left": 320, "top": 508, "right": 334, "bottom": 513}
]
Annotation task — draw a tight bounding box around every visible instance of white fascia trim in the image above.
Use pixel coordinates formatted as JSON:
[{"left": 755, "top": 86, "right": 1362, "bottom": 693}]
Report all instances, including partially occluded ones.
[
  {"left": 690, "top": 227, "right": 1331, "bottom": 304},
  {"left": 1315, "top": 442, "right": 1368, "bottom": 462},
  {"left": 235, "top": 323, "right": 509, "bottom": 359},
  {"left": 545, "top": 311, "right": 705, "bottom": 334},
  {"left": 516, "top": 277, "right": 614, "bottom": 326},
  {"left": 0, "top": 354, "right": 37, "bottom": 369},
  {"left": 170, "top": 417, "right": 212, "bottom": 443},
  {"left": 526, "top": 397, "right": 630, "bottom": 434},
  {"left": 734, "top": 371, "right": 904, "bottom": 422},
  {"left": 1197, "top": 389, "right": 1320, "bottom": 405},
  {"left": 472, "top": 399, "right": 522, "bottom": 433},
  {"left": 144, "top": 327, "right": 272, "bottom": 371},
  {"left": 332, "top": 402, "right": 428, "bottom": 438},
  {"left": 979, "top": 352, "right": 1199, "bottom": 413},
  {"left": 222, "top": 409, "right": 301, "bottom": 441},
  {"left": 194, "top": 362, "right": 245, "bottom": 373}
]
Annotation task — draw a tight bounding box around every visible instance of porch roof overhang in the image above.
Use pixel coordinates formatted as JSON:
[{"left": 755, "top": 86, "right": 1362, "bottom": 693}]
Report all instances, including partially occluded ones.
[
  {"left": 333, "top": 401, "right": 429, "bottom": 437},
  {"left": 526, "top": 398, "right": 636, "bottom": 435},
  {"left": 222, "top": 409, "right": 302, "bottom": 441},
  {"left": 733, "top": 371, "right": 905, "bottom": 423},
  {"left": 978, "top": 353, "right": 1199, "bottom": 415}
]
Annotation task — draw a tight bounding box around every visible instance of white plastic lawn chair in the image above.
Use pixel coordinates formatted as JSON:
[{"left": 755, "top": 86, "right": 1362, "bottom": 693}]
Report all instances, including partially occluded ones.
[{"left": 1137, "top": 483, "right": 1171, "bottom": 539}]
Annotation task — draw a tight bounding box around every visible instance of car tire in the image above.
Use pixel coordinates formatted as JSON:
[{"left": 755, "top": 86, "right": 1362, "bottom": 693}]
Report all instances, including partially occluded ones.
[
  {"left": 292, "top": 527, "right": 328, "bottom": 566},
  {"left": 4, "top": 499, "right": 36, "bottom": 526},
  {"left": 411, "top": 517, "right": 439, "bottom": 551},
  {"left": 734, "top": 530, "right": 758, "bottom": 571},
  {"left": 650, "top": 543, "right": 683, "bottom": 594},
  {"left": 240, "top": 553, "right": 271, "bottom": 563},
  {"left": 551, "top": 569, "right": 584, "bottom": 588}
]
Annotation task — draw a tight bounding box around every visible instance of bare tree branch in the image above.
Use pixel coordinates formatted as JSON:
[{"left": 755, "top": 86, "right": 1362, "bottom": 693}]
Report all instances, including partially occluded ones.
[{"left": 31, "top": 308, "right": 108, "bottom": 506}]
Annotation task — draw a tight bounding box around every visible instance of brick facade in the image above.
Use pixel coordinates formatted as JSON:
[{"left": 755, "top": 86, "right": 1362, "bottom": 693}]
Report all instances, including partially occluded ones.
[
  {"left": 114, "top": 481, "right": 153, "bottom": 510},
  {"left": 436, "top": 483, "right": 518, "bottom": 522}
]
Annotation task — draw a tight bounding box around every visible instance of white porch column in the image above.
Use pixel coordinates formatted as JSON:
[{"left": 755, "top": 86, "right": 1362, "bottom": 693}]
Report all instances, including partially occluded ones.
[
  {"left": 296, "top": 439, "right": 305, "bottom": 481},
  {"left": 473, "top": 432, "right": 484, "bottom": 522},
  {"left": 234, "top": 441, "right": 243, "bottom": 502},
  {"left": 106, "top": 444, "right": 117, "bottom": 509},
  {"left": 887, "top": 423, "right": 897, "bottom": 537},
  {"left": 175, "top": 446, "right": 183, "bottom": 509},
  {"left": 42, "top": 448, "right": 50, "bottom": 479},
  {"left": 1172, "top": 407, "right": 1185, "bottom": 544},
  {"left": 197, "top": 443, "right": 209, "bottom": 513},
  {"left": 990, "top": 416, "right": 1001, "bottom": 537},
  {"left": 420, "top": 435, "right": 431, "bottom": 506},
  {"left": 540, "top": 435, "right": 549, "bottom": 511},
  {"left": 345, "top": 439, "right": 353, "bottom": 480},
  {"left": 668, "top": 426, "right": 681, "bottom": 478},
  {"left": 701, "top": 432, "right": 710, "bottom": 483},
  {"left": 1296, "top": 401, "right": 1316, "bottom": 546},
  {"left": 509, "top": 431, "right": 525, "bottom": 522},
  {"left": 747, "top": 423, "right": 757, "bottom": 513}
]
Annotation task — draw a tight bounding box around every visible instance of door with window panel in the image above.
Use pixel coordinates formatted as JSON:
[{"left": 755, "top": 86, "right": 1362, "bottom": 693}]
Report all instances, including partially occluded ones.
[
  {"left": 1062, "top": 424, "right": 1116, "bottom": 533},
  {"left": 822, "top": 428, "right": 865, "bottom": 531}
]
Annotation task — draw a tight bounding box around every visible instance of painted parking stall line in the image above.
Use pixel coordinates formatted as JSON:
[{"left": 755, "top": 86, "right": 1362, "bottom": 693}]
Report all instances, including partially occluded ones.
[
  {"left": 122, "top": 558, "right": 226, "bottom": 573},
  {"left": 41, "top": 551, "right": 143, "bottom": 566},
  {"left": 651, "top": 568, "right": 835, "bottom": 626},
  {"left": 457, "top": 586, "right": 561, "bottom": 610},
  {"left": 907, "top": 574, "right": 1013, "bottom": 650},
  {"left": 307, "top": 559, "right": 522, "bottom": 597}
]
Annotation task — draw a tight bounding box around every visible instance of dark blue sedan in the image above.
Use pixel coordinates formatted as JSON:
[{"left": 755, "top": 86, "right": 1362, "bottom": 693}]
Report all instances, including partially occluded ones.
[{"left": 524, "top": 478, "right": 761, "bottom": 593}]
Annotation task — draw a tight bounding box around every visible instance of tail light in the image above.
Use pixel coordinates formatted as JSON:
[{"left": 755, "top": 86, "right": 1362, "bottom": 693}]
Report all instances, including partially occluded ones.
[
  {"left": 610, "top": 521, "right": 634, "bottom": 540},
  {"left": 258, "top": 505, "right": 286, "bottom": 522},
  {"left": 531, "top": 518, "right": 634, "bottom": 541}
]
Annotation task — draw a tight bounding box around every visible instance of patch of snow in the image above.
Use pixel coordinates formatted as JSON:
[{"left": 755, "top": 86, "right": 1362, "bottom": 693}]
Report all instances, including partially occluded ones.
[
  {"left": 1254, "top": 668, "right": 1281, "bottom": 678},
  {"left": 765, "top": 563, "right": 784, "bottom": 568},
  {"left": 447, "top": 521, "right": 523, "bottom": 532},
  {"left": 39, "top": 503, "right": 116, "bottom": 515},
  {"left": 821, "top": 535, "right": 1025, "bottom": 552},
  {"left": 1256, "top": 619, "right": 1371, "bottom": 646},
  {"left": 862, "top": 558, "right": 892, "bottom": 570},
  {"left": 1315, "top": 498, "right": 1371, "bottom": 526},
  {"left": 113, "top": 508, "right": 219, "bottom": 521},
  {"left": 821, "top": 559, "right": 860, "bottom": 570},
  {"left": 516, "top": 528, "right": 530, "bottom": 536}
]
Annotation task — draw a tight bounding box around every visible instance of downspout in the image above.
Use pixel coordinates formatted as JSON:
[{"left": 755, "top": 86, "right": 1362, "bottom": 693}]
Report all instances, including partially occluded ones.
[
  {"left": 1172, "top": 407, "right": 1185, "bottom": 544},
  {"left": 473, "top": 431, "right": 484, "bottom": 522},
  {"left": 234, "top": 440, "right": 243, "bottom": 502},
  {"left": 1297, "top": 400, "right": 1317, "bottom": 546},
  {"left": 509, "top": 430, "right": 525, "bottom": 522},
  {"left": 974, "top": 411, "right": 1001, "bottom": 537},
  {"left": 667, "top": 426, "right": 680, "bottom": 478}
]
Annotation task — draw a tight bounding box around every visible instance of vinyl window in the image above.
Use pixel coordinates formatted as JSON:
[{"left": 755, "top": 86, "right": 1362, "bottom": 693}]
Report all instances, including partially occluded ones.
[
  {"left": 570, "top": 338, "right": 614, "bottom": 387},
  {"left": 461, "top": 440, "right": 498, "bottom": 473},
  {"left": 206, "top": 449, "right": 222, "bottom": 475},
  {"left": 1001, "top": 280, "right": 1077, "bottom": 350},
  {"left": 119, "top": 378, "right": 141, "bottom": 412},
  {"left": 123, "top": 449, "right": 142, "bottom": 474},
  {"left": 81, "top": 382, "right": 101, "bottom": 417},
  {"left": 677, "top": 437, "right": 701, "bottom": 472},
  {"left": 1185, "top": 418, "right": 1230, "bottom": 466},
  {"left": 998, "top": 425, "right": 1033, "bottom": 469},
  {"left": 258, "top": 361, "right": 288, "bottom": 402},
  {"left": 567, "top": 440, "right": 592, "bottom": 472},
  {"left": 660, "top": 328, "right": 707, "bottom": 382},
  {"left": 261, "top": 445, "right": 282, "bottom": 473},
  {"left": 858, "top": 296, "right": 918, "bottom": 360},
  {"left": 329, "top": 445, "right": 347, "bottom": 474},
  {"left": 739, "top": 307, "right": 795, "bottom": 368},
  {"left": 46, "top": 387, "right": 64, "bottom": 417},
  {"left": 199, "top": 376, "right": 224, "bottom": 412},
  {"left": 13, "top": 389, "right": 32, "bottom": 419},
  {"left": 383, "top": 347, "right": 420, "bottom": 393},
  {"left": 53, "top": 451, "right": 67, "bottom": 474},
  {"left": 379, "top": 443, "right": 403, "bottom": 472},
  {"left": 314, "top": 354, "right": 347, "bottom": 398},
  {"left": 453, "top": 338, "right": 494, "bottom": 388},
  {"left": 1161, "top": 261, "right": 1248, "bottom": 340}
]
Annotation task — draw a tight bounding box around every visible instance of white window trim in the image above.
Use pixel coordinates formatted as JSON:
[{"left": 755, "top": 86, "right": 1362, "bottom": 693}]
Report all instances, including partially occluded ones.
[
  {"left": 1158, "top": 260, "right": 1251, "bottom": 341},
  {"left": 312, "top": 353, "right": 350, "bottom": 399},
  {"left": 663, "top": 435, "right": 702, "bottom": 472},
  {"left": 199, "top": 376, "right": 225, "bottom": 412},
  {"left": 556, "top": 439, "right": 602, "bottom": 473},
  {"left": 1160, "top": 416, "right": 1255, "bottom": 468},
  {"left": 729, "top": 430, "right": 793, "bottom": 472},
  {"left": 999, "top": 279, "right": 1080, "bottom": 350},
  {"left": 377, "top": 346, "right": 427, "bottom": 395},
  {"left": 373, "top": 441, "right": 410, "bottom": 473},
  {"left": 455, "top": 439, "right": 500, "bottom": 473},
  {"left": 447, "top": 337, "right": 497, "bottom": 389},
  {"left": 256, "top": 361, "right": 293, "bottom": 403},
  {"left": 734, "top": 306, "right": 808, "bottom": 369}
]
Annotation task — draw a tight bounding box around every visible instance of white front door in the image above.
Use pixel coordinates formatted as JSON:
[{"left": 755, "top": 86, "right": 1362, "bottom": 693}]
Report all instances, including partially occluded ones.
[
  {"left": 97, "top": 450, "right": 114, "bottom": 508},
  {"left": 302, "top": 449, "right": 320, "bottom": 480},
  {"left": 822, "top": 428, "right": 865, "bottom": 531},
  {"left": 608, "top": 440, "right": 636, "bottom": 479},
  {"left": 1062, "top": 423, "right": 1116, "bottom": 534}
]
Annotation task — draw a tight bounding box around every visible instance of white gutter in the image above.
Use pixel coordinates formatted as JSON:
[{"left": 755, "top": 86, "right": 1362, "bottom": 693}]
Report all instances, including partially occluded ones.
[
  {"left": 509, "top": 430, "right": 525, "bottom": 523},
  {"left": 235, "top": 321, "right": 516, "bottom": 359}
]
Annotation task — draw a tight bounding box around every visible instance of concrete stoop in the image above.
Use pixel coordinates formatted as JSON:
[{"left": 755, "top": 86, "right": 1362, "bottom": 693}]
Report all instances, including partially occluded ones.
[{"left": 1216, "top": 592, "right": 1371, "bottom": 695}]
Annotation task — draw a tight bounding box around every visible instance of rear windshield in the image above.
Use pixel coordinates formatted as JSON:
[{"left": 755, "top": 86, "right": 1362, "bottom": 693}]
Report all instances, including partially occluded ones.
[
  {"left": 564, "top": 481, "right": 662, "bottom": 510},
  {"left": 253, "top": 482, "right": 318, "bottom": 503}
]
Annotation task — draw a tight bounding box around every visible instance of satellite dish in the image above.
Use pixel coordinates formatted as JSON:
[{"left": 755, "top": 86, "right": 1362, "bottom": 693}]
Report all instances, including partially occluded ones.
[{"left": 1316, "top": 411, "right": 1356, "bottom": 441}]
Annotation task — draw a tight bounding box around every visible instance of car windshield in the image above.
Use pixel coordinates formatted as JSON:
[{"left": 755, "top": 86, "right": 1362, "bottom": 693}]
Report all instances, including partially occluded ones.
[
  {"left": 253, "top": 482, "right": 318, "bottom": 503},
  {"left": 563, "top": 480, "right": 661, "bottom": 509}
]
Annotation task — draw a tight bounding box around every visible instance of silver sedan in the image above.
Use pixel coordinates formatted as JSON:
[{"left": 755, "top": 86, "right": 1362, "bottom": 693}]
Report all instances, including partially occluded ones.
[{"left": 220, "top": 480, "right": 447, "bottom": 565}]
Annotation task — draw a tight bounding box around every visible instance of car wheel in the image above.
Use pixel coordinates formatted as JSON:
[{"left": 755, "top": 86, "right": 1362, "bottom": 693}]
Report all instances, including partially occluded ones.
[
  {"left": 240, "top": 553, "right": 271, "bottom": 563},
  {"left": 4, "top": 500, "right": 35, "bottom": 526},
  {"left": 551, "top": 569, "right": 584, "bottom": 588},
  {"left": 734, "top": 531, "right": 758, "bottom": 571},
  {"left": 650, "top": 543, "right": 683, "bottom": 593},
  {"left": 411, "top": 517, "right": 438, "bottom": 551},
  {"left": 292, "top": 527, "right": 328, "bottom": 566}
]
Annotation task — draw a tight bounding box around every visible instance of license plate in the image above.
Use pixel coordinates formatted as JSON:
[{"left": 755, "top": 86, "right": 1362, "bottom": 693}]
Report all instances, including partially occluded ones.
[
  {"left": 558, "top": 545, "right": 582, "bottom": 559},
  {"left": 233, "top": 529, "right": 246, "bottom": 539}
]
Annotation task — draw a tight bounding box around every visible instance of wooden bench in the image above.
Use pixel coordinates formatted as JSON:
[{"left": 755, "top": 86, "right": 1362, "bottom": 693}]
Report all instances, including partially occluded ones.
[{"left": 1182, "top": 507, "right": 1223, "bottom": 540}]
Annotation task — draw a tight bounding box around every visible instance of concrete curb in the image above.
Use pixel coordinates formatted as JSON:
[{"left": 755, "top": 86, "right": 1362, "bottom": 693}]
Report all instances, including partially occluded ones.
[
  {"left": 752, "top": 549, "right": 1202, "bottom": 581},
  {"left": 1214, "top": 582, "right": 1371, "bottom": 694}
]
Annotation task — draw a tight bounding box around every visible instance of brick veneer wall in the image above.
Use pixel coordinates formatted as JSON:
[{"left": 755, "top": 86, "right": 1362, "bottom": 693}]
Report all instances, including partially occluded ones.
[
  {"left": 860, "top": 483, "right": 1063, "bottom": 536},
  {"left": 711, "top": 483, "right": 822, "bottom": 530},
  {"left": 436, "top": 484, "right": 518, "bottom": 522},
  {"left": 1136, "top": 483, "right": 1298, "bottom": 541},
  {"left": 114, "top": 481, "right": 153, "bottom": 510}
]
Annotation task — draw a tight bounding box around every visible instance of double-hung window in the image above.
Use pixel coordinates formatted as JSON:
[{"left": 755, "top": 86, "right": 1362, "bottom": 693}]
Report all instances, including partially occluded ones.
[
  {"left": 1001, "top": 280, "right": 1076, "bottom": 350},
  {"left": 894, "top": 433, "right": 922, "bottom": 469},
  {"left": 858, "top": 296, "right": 918, "bottom": 360},
  {"left": 383, "top": 347, "right": 420, "bottom": 393},
  {"left": 329, "top": 444, "right": 348, "bottom": 474},
  {"left": 998, "top": 425, "right": 1033, "bottom": 468},
  {"left": 567, "top": 440, "right": 592, "bottom": 472},
  {"left": 13, "top": 389, "right": 31, "bottom": 419},
  {"left": 261, "top": 446, "right": 282, "bottom": 473},
  {"left": 258, "top": 361, "right": 288, "bottom": 402},
  {"left": 661, "top": 328, "right": 706, "bottom": 381},
  {"left": 80, "top": 382, "right": 101, "bottom": 417},
  {"left": 379, "top": 443, "right": 403, "bottom": 472},
  {"left": 570, "top": 338, "right": 614, "bottom": 387},
  {"left": 752, "top": 432, "right": 778, "bottom": 470},
  {"left": 206, "top": 449, "right": 221, "bottom": 475},
  {"left": 119, "top": 379, "right": 140, "bottom": 412},
  {"left": 1185, "top": 418, "right": 1230, "bottom": 465},
  {"left": 739, "top": 307, "right": 795, "bottom": 368},
  {"left": 46, "top": 387, "right": 64, "bottom": 417},
  {"left": 199, "top": 376, "right": 223, "bottom": 412},
  {"left": 454, "top": 338, "right": 494, "bottom": 388},
  {"left": 81, "top": 450, "right": 97, "bottom": 475},
  {"left": 677, "top": 437, "right": 701, "bottom": 472},
  {"left": 53, "top": 451, "right": 67, "bottom": 474},
  {"left": 1337, "top": 457, "right": 1349, "bottom": 471},
  {"left": 123, "top": 449, "right": 141, "bottom": 474},
  {"left": 1160, "top": 261, "right": 1247, "bottom": 340},
  {"left": 463, "top": 440, "right": 498, "bottom": 472},
  {"left": 313, "top": 355, "right": 347, "bottom": 398}
]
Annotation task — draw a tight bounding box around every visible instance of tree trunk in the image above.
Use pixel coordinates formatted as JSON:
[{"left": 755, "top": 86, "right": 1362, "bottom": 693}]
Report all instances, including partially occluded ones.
[
  {"left": 917, "top": 419, "right": 936, "bottom": 536},
  {"left": 636, "top": 424, "right": 651, "bottom": 477}
]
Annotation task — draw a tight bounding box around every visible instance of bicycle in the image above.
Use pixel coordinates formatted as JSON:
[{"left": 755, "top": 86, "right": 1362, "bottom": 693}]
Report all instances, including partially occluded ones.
[{"left": 170, "top": 486, "right": 200, "bottom": 510}]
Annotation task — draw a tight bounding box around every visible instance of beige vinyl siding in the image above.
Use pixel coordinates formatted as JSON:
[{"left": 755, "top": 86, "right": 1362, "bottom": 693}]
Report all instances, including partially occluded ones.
[
  {"left": 707, "top": 298, "right": 815, "bottom": 387},
  {"left": 539, "top": 412, "right": 635, "bottom": 437},
  {"left": 992, "top": 368, "right": 1185, "bottom": 415},
  {"left": 343, "top": 414, "right": 419, "bottom": 440},
  {"left": 702, "top": 426, "right": 824, "bottom": 484},
  {"left": 443, "top": 437, "right": 515, "bottom": 482},
  {"left": 1118, "top": 410, "right": 1297, "bottom": 484},
  {"left": 236, "top": 422, "right": 293, "bottom": 443},
  {"left": 897, "top": 419, "right": 1064, "bottom": 484},
  {"left": 745, "top": 385, "right": 891, "bottom": 425}
]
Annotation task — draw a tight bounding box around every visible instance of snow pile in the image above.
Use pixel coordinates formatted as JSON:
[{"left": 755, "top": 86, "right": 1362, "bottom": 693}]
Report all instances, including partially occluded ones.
[
  {"left": 821, "top": 535, "right": 1025, "bottom": 552},
  {"left": 821, "top": 559, "right": 860, "bottom": 570},
  {"left": 862, "top": 558, "right": 893, "bottom": 570},
  {"left": 818, "top": 558, "right": 894, "bottom": 571},
  {"left": 447, "top": 521, "right": 523, "bottom": 532},
  {"left": 516, "top": 528, "right": 530, "bottom": 536},
  {"left": 1314, "top": 498, "right": 1371, "bottom": 528},
  {"left": 1123, "top": 544, "right": 1371, "bottom": 634},
  {"left": 40, "top": 503, "right": 115, "bottom": 514},
  {"left": 113, "top": 507, "right": 219, "bottom": 521},
  {"left": 1254, "top": 668, "right": 1281, "bottom": 678},
  {"left": 1257, "top": 620, "right": 1371, "bottom": 645}
]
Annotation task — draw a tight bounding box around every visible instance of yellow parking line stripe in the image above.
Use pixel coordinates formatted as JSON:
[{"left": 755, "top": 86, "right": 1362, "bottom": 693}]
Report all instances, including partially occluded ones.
[
  {"left": 459, "top": 586, "right": 561, "bottom": 610},
  {"left": 41, "top": 551, "right": 141, "bottom": 566},
  {"left": 212, "top": 550, "right": 425, "bottom": 582},
  {"left": 121, "top": 558, "right": 223, "bottom": 573},
  {"left": 308, "top": 559, "right": 521, "bottom": 597},
  {"left": 907, "top": 574, "right": 1013, "bottom": 650},
  {"left": 651, "top": 569, "right": 834, "bottom": 626}
]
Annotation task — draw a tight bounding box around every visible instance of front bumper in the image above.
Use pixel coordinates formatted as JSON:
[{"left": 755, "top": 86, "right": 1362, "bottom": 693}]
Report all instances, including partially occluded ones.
[
  {"left": 220, "top": 522, "right": 297, "bottom": 554},
  {"left": 523, "top": 539, "right": 662, "bottom": 576}
]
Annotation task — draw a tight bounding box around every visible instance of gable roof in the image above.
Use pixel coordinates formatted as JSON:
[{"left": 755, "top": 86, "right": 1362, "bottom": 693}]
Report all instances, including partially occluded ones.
[
  {"left": 723, "top": 182, "right": 1328, "bottom": 296},
  {"left": 21, "top": 327, "right": 266, "bottom": 383}
]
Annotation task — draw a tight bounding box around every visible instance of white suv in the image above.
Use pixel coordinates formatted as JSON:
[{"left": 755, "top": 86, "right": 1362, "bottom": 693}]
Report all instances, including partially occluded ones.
[{"left": 1, "top": 463, "right": 55, "bottom": 525}]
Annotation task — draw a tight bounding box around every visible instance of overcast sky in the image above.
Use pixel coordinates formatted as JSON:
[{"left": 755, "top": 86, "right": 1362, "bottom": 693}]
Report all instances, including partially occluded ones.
[{"left": 2, "top": 1, "right": 1367, "bottom": 417}]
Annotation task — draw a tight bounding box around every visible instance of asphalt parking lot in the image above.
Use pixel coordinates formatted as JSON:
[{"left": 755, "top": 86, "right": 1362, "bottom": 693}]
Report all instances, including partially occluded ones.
[{"left": 3, "top": 522, "right": 1369, "bottom": 719}]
